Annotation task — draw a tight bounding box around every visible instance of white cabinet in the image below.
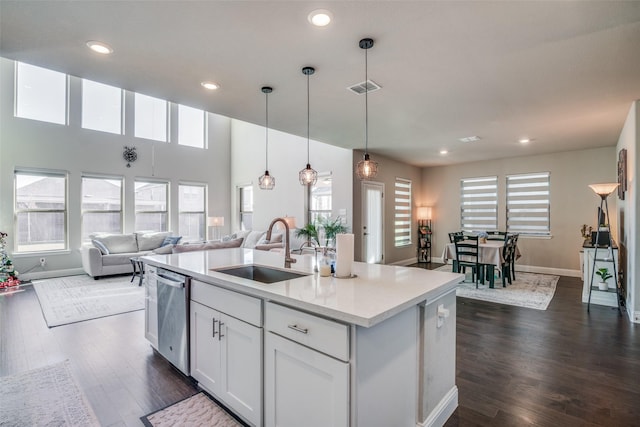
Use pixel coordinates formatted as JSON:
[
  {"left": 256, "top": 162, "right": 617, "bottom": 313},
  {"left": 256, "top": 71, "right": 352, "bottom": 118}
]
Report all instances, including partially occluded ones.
[
  {"left": 264, "top": 322, "right": 349, "bottom": 427},
  {"left": 190, "top": 280, "right": 262, "bottom": 426},
  {"left": 144, "top": 264, "right": 158, "bottom": 349}
]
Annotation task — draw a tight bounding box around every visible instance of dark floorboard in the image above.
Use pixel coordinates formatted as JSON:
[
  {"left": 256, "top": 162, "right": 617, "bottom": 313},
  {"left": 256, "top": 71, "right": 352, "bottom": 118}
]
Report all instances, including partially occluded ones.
[{"left": 2, "top": 267, "right": 639, "bottom": 426}]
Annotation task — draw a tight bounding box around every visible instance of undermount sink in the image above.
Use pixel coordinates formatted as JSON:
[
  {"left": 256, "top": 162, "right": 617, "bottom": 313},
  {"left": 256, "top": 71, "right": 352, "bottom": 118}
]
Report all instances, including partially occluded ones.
[{"left": 213, "top": 265, "right": 310, "bottom": 284}]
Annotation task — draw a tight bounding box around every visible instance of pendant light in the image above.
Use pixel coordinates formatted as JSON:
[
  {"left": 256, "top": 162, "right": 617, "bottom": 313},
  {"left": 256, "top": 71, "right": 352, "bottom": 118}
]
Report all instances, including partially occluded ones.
[
  {"left": 299, "top": 66, "right": 318, "bottom": 186},
  {"left": 259, "top": 86, "right": 275, "bottom": 190},
  {"left": 356, "top": 38, "right": 379, "bottom": 180}
]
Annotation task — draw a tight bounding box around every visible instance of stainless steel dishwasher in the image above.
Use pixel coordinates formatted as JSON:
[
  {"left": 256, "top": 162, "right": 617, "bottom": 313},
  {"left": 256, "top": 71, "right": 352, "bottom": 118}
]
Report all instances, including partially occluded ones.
[{"left": 156, "top": 268, "right": 190, "bottom": 376}]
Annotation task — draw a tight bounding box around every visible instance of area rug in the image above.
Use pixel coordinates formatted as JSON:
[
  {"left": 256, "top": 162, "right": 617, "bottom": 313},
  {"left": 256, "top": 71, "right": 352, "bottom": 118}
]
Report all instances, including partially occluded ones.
[
  {"left": 33, "top": 274, "right": 144, "bottom": 327},
  {"left": 0, "top": 360, "right": 99, "bottom": 426},
  {"left": 141, "top": 392, "right": 243, "bottom": 427},
  {"left": 434, "top": 265, "right": 559, "bottom": 310}
]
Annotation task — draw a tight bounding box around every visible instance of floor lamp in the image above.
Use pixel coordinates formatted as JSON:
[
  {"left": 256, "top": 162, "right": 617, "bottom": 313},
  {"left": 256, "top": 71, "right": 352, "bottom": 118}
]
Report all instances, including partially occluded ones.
[
  {"left": 208, "top": 216, "right": 224, "bottom": 241},
  {"left": 587, "top": 183, "right": 620, "bottom": 314}
]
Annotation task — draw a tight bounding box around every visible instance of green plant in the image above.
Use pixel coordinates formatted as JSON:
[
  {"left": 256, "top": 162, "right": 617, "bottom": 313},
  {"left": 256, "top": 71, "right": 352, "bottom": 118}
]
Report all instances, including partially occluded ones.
[
  {"left": 319, "top": 217, "right": 349, "bottom": 247},
  {"left": 595, "top": 267, "right": 613, "bottom": 282},
  {"left": 295, "top": 222, "right": 320, "bottom": 247}
]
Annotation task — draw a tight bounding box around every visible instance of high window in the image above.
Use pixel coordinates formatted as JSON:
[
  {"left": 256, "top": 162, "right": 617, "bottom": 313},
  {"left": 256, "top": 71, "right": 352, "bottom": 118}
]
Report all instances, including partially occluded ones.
[
  {"left": 15, "top": 62, "right": 67, "bottom": 125},
  {"left": 506, "top": 172, "right": 551, "bottom": 236},
  {"left": 239, "top": 185, "right": 253, "bottom": 231},
  {"left": 394, "top": 178, "right": 412, "bottom": 247},
  {"left": 135, "top": 180, "right": 169, "bottom": 232},
  {"left": 135, "top": 93, "right": 168, "bottom": 142},
  {"left": 14, "top": 170, "right": 67, "bottom": 252},
  {"left": 309, "top": 174, "right": 332, "bottom": 224},
  {"left": 81, "top": 79, "right": 123, "bottom": 134},
  {"left": 81, "top": 176, "right": 123, "bottom": 241},
  {"left": 460, "top": 176, "right": 498, "bottom": 232},
  {"left": 179, "top": 183, "right": 206, "bottom": 242},
  {"left": 178, "top": 104, "right": 206, "bottom": 148}
]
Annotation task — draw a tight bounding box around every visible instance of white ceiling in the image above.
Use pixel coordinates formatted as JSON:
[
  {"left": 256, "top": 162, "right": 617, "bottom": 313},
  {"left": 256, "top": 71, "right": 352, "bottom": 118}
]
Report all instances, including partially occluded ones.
[{"left": 2, "top": 1, "right": 640, "bottom": 166}]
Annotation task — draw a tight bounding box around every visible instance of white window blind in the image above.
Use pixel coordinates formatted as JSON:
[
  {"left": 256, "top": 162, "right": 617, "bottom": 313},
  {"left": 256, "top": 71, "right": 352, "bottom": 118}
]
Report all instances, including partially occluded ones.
[
  {"left": 394, "top": 178, "right": 412, "bottom": 247},
  {"left": 460, "top": 176, "right": 497, "bottom": 232},
  {"left": 506, "top": 172, "right": 550, "bottom": 236}
]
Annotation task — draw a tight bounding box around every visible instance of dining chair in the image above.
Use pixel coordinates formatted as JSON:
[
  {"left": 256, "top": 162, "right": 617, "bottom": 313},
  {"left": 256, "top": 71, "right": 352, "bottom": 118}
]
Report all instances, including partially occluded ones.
[
  {"left": 509, "top": 233, "right": 519, "bottom": 280},
  {"left": 454, "top": 235, "right": 484, "bottom": 288},
  {"left": 499, "top": 235, "right": 516, "bottom": 287},
  {"left": 486, "top": 231, "right": 507, "bottom": 241}
]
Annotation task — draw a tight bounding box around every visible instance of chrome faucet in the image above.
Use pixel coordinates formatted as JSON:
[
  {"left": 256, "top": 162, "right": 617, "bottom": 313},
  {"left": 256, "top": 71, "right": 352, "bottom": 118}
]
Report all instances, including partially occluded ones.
[{"left": 266, "top": 217, "right": 297, "bottom": 268}]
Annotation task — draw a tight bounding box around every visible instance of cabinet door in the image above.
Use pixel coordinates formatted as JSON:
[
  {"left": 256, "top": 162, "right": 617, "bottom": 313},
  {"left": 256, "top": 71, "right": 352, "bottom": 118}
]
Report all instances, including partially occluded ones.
[
  {"left": 144, "top": 268, "right": 158, "bottom": 348},
  {"left": 190, "top": 301, "right": 221, "bottom": 395},
  {"left": 265, "top": 332, "right": 349, "bottom": 427},
  {"left": 220, "top": 314, "right": 262, "bottom": 426}
]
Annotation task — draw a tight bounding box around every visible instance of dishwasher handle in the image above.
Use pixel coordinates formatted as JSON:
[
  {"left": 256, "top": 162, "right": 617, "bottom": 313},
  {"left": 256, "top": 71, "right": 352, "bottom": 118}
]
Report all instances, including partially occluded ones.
[{"left": 157, "top": 275, "right": 185, "bottom": 288}]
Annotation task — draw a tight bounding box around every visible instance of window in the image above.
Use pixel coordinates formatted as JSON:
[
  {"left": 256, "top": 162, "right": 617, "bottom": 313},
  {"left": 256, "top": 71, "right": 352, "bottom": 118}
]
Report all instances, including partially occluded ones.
[
  {"left": 81, "top": 176, "right": 123, "bottom": 241},
  {"left": 460, "top": 176, "right": 498, "bottom": 232},
  {"left": 506, "top": 172, "right": 550, "bottom": 236},
  {"left": 135, "top": 93, "right": 168, "bottom": 142},
  {"left": 309, "top": 174, "right": 332, "bottom": 224},
  {"left": 178, "top": 104, "right": 206, "bottom": 148},
  {"left": 14, "top": 170, "right": 67, "bottom": 252},
  {"left": 239, "top": 185, "right": 253, "bottom": 231},
  {"left": 179, "top": 183, "right": 206, "bottom": 242},
  {"left": 82, "top": 79, "right": 123, "bottom": 134},
  {"left": 394, "top": 178, "right": 412, "bottom": 247},
  {"left": 15, "top": 62, "right": 67, "bottom": 125},
  {"left": 135, "top": 180, "right": 169, "bottom": 232}
]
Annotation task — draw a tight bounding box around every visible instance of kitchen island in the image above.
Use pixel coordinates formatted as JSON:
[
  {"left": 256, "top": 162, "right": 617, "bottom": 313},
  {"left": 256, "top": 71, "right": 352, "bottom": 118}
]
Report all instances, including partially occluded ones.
[{"left": 142, "top": 248, "right": 461, "bottom": 427}]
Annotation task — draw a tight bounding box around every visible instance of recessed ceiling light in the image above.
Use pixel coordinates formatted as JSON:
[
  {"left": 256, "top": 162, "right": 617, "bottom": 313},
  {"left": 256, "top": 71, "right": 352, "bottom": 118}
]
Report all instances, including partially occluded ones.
[
  {"left": 519, "top": 138, "right": 531, "bottom": 144},
  {"left": 86, "top": 41, "right": 113, "bottom": 55},
  {"left": 201, "top": 81, "right": 219, "bottom": 90},
  {"left": 440, "top": 149, "right": 449, "bottom": 155},
  {"left": 458, "top": 136, "right": 481, "bottom": 143},
  {"left": 308, "top": 9, "right": 332, "bottom": 27}
]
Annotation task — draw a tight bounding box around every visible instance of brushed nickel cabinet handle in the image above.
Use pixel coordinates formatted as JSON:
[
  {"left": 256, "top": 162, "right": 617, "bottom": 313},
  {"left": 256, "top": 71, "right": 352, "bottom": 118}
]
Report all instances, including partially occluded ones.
[
  {"left": 218, "top": 321, "right": 224, "bottom": 340},
  {"left": 212, "top": 318, "right": 218, "bottom": 338},
  {"left": 287, "top": 324, "right": 308, "bottom": 334}
]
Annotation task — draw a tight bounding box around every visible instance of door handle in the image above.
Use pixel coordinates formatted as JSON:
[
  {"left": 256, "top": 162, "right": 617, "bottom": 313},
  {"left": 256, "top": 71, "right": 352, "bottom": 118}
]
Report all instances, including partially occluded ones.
[
  {"left": 218, "top": 321, "right": 224, "bottom": 340},
  {"left": 287, "top": 324, "right": 309, "bottom": 334}
]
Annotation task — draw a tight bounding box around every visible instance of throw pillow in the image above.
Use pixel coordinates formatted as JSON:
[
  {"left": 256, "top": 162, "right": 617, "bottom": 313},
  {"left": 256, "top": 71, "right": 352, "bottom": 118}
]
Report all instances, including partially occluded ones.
[
  {"left": 136, "top": 231, "right": 172, "bottom": 251},
  {"left": 161, "top": 236, "right": 182, "bottom": 247},
  {"left": 152, "top": 244, "right": 174, "bottom": 255},
  {"left": 93, "top": 233, "right": 138, "bottom": 254},
  {"left": 92, "top": 239, "right": 110, "bottom": 255}
]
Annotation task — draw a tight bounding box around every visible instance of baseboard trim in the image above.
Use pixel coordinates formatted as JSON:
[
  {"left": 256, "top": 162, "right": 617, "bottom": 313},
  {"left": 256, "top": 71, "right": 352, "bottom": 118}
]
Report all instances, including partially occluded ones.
[
  {"left": 433, "top": 257, "right": 581, "bottom": 278},
  {"left": 630, "top": 308, "right": 640, "bottom": 324},
  {"left": 20, "top": 268, "right": 85, "bottom": 281},
  {"left": 418, "top": 386, "right": 458, "bottom": 427},
  {"left": 390, "top": 257, "right": 421, "bottom": 266}
]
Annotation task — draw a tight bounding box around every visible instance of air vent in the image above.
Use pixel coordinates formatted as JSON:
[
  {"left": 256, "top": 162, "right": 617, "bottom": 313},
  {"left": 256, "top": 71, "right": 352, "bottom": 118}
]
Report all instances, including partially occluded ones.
[{"left": 347, "top": 80, "right": 381, "bottom": 95}]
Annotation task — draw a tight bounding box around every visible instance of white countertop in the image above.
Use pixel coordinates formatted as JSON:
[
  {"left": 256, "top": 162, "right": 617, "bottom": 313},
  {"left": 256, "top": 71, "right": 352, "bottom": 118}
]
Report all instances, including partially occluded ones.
[{"left": 141, "top": 248, "right": 462, "bottom": 328}]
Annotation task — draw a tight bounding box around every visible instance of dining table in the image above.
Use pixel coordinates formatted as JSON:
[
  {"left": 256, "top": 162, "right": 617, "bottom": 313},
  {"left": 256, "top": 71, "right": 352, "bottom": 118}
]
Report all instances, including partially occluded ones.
[{"left": 441, "top": 239, "right": 522, "bottom": 282}]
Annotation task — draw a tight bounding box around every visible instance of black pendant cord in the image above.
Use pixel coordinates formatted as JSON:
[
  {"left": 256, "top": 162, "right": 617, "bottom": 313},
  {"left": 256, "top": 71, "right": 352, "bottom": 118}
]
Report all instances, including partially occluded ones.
[
  {"left": 306, "top": 71, "right": 311, "bottom": 165},
  {"left": 265, "top": 90, "right": 269, "bottom": 171},
  {"left": 365, "top": 45, "right": 369, "bottom": 156}
]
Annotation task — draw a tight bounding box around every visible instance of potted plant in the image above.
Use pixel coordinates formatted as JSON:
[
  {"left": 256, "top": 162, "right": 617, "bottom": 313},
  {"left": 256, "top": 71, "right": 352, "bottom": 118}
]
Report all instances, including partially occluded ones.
[
  {"left": 295, "top": 222, "right": 320, "bottom": 247},
  {"left": 595, "top": 267, "right": 613, "bottom": 291},
  {"left": 319, "top": 217, "right": 349, "bottom": 247}
]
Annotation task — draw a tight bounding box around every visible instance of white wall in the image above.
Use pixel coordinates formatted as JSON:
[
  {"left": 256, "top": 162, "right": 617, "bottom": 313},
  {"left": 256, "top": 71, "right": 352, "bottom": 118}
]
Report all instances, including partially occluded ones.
[
  {"left": 616, "top": 100, "right": 639, "bottom": 322},
  {"left": 421, "top": 147, "right": 618, "bottom": 276},
  {"left": 0, "top": 57, "right": 232, "bottom": 278},
  {"left": 230, "top": 120, "right": 353, "bottom": 232}
]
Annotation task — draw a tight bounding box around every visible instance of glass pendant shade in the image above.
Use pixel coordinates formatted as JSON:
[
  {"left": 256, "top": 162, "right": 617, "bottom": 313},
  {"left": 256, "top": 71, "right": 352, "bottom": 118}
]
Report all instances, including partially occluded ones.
[
  {"left": 259, "top": 86, "right": 275, "bottom": 190},
  {"left": 588, "top": 183, "right": 619, "bottom": 198},
  {"left": 299, "top": 164, "right": 318, "bottom": 185},
  {"left": 356, "top": 153, "right": 379, "bottom": 180},
  {"left": 259, "top": 170, "right": 275, "bottom": 190}
]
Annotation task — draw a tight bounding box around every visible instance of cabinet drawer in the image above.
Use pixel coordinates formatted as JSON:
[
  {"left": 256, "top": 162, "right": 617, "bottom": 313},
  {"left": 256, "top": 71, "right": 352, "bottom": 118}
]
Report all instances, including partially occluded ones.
[
  {"left": 265, "top": 302, "right": 349, "bottom": 361},
  {"left": 191, "top": 279, "right": 262, "bottom": 327}
]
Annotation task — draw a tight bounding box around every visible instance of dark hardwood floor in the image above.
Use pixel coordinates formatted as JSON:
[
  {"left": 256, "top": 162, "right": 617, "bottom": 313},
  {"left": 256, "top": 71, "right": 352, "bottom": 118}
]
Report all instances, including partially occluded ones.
[{"left": 2, "top": 268, "right": 639, "bottom": 426}]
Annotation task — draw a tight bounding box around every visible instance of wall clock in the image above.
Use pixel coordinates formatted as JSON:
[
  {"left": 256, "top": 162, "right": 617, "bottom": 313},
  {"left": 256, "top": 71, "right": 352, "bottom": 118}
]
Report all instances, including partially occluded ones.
[{"left": 123, "top": 146, "right": 137, "bottom": 168}]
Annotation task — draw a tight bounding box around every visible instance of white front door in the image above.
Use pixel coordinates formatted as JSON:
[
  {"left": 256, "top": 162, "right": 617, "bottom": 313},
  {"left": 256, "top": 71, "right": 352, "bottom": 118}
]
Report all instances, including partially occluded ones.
[{"left": 361, "top": 181, "right": 384, "bottom": 264}]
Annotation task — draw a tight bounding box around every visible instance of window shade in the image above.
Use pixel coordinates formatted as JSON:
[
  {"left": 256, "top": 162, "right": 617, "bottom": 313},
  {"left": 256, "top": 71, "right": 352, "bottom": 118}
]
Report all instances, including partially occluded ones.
[
  {"left": 460, "top": 176, "right": 497, "bottom": 232},
  {"left": 506, "top": 172, "right": 550, "bottom": 235},
  {"left": 394, "top": 178, "right": 412, "bottom": 247}
]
